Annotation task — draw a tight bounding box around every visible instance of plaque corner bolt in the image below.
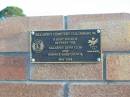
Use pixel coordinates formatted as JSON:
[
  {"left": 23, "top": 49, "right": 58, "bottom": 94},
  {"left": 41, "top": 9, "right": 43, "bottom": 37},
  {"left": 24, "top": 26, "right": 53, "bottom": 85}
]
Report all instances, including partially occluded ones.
[
  {"left": 31, "top": 31, "right": 35, "bottom": 35},
  {"left": 97, "top": 29, "right": 101, "bottom": 33},
  {"left": 31, "top": 58, "right": 35, "bottom": 62},
  {"left": 97, "top": 58, "right": 101, "bottom": 62}
]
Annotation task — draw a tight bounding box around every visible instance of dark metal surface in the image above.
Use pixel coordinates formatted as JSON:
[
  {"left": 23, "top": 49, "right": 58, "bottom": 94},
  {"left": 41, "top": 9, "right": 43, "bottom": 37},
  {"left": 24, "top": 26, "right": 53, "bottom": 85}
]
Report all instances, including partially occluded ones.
[{"left": 30, "top": 29, "right": 101, "bottom": 63}]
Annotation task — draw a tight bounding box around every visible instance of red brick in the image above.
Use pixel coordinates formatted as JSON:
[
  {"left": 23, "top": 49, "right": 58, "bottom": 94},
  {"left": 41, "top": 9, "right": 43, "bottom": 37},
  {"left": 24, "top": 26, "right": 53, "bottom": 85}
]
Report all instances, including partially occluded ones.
[
  {"left": 67, "top": 13, "right": 130, "bottom": 51},
  {"left": 0, "top": 83, "right": 63, "bottom": 97},
  {"left": 106, "top": 54, "right": 130, "bottom": 80},
  {"left": 0, "top": 17, "right": 29, "bottom": 39},
  {"left": 0, "top": 16, "right": 63, "bottom": 52},
  {"left": 69, "top": 83, "right": 130, "bottom": 97},
  {"left": 0, "top": 56, "right": 26, "bottom": 80},
  {"left": 31, "top": 63, "right": 102, "bottom": 80},
  {"left": 28, "top": 16, "right": 64, "bottom": 31}
]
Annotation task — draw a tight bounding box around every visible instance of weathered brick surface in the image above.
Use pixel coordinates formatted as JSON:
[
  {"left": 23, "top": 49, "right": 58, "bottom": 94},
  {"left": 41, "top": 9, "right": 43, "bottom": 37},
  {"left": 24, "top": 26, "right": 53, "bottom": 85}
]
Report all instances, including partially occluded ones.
[
  {"left": 28, "top": 16, "right": 64, "bottom": 31},
  {"left": 0, "top": 17, "right": 29, "bottom": 38},
  {"left": 0, "top": 83, "right": 64, "bottom": 97},
  {"left": 0, "top": 17, "right": 29, "bottom": 52},
  {"left": 0, "top": 13, "right": 130, "bottom": 96},
  {"left": 0, "top": 16, "right": 63, "bottom": 52},
  {"left": 31, "top": 63, "right": 102, "bottom": 80},
  {"left": 106, "top": 54, "right": 130, "bottom": 80},
  {"left": 67, "top": 13, "right": 130, "bottom": 51},
  {"left": 69, "top": 84, "right": 130, "bottom": 97},
  {"left": 0, "top": 56, "right": 26, "bottom": 80}
]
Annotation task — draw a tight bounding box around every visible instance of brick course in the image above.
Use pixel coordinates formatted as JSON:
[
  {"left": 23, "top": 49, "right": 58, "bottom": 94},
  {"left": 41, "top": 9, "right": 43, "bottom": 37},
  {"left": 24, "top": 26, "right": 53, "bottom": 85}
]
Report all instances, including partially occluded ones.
[
  {"left": 0, "top": 83, "right": 64, "bottom": 97},
  {"left": 31, "top": 63, "right": 102, "bottom": 80},
  {"left": 69, "top": 83, "right": 130, "bottom": 97},
  {"left": 0, "top": 56, "right": 26, "bottom": 80},
  {"left": 106, "top": 53, "right": 130, "bottom": 80}
]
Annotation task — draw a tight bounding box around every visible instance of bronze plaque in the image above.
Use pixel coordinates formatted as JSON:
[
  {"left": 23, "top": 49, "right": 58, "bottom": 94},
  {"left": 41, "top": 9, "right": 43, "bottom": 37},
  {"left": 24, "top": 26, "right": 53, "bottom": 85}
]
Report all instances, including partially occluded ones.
[{"left": 30, "top": 29, "right": 101, "bottom": 63}]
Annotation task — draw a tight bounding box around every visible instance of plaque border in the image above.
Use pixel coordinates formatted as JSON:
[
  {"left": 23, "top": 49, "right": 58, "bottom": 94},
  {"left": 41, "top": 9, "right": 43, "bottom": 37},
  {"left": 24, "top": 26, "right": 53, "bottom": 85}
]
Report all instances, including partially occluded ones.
[{"left": 30, "top": 29, "right": 102, "bottom": 63}]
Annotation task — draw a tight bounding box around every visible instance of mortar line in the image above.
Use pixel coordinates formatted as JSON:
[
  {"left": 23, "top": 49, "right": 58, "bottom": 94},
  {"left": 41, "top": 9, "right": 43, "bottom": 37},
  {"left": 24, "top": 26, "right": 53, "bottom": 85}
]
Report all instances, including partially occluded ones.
[
  {"left": 26, "top": 54, "right": 31, "bottom": 81},
  {"left": 0, "top": 80, "right": 105, "bottom": 82},
  {"left": 64, "top": 16, "right": 68, "bottom": 30},
  {"left": 64, "top": 82, "right": 69, "bottom": 97},
  {"left": 0, "top": 80, "right": 129, "bottom": 82},
  {"left": 0, "top": 80, "right": 130, "bottom": 84},
  {"left": 29, "top": 62, "right": 32, "bottom": 81},
  {"left": 0, "top": 52, "right": 29, "bottom": 56},
  {"left": 103, "top": 51, "right": 130, "bottom": 54},
  {"left": 103, "top": 53, "right": 107, "bottom": 81}
]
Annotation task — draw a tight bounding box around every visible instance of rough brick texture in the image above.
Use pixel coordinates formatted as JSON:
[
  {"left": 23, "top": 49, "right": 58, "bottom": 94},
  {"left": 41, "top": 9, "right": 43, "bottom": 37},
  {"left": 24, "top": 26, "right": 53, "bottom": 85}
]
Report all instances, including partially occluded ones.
[
  {"left": 0, "top": 83, "right": 64, "bottom": 97},
  {"left": 0, "top": 56, "right": 26, "bottom": 80},
  {"left": 31, "top": 63, "right": 102, "bottom": 80},
  {"left": 67, "top": 13, "right": 130, "bottom": 51},
  {"left": 0, "top": 16, "right": 63, "bottom": 52},
  {"left": 106, "top": 54, "right": 130, "bottom": 80},
  {"left": 69, "top": 84, "right": 130, "bottom": 97},
  {"left": 0, "top": 13, "right": 130, "bottom": 97}
]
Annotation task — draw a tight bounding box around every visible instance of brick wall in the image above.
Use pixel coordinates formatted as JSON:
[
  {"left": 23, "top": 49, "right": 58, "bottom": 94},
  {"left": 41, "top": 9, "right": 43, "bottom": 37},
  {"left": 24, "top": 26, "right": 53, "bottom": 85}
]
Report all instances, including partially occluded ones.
[{"left": 0, "top": 13, "right": 130, "bottom": 97}]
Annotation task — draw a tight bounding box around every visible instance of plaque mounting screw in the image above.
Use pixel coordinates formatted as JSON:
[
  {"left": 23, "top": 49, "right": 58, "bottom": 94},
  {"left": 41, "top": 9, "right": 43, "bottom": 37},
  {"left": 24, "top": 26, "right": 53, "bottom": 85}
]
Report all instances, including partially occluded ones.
[
  {"left": 97, "top": 29, "right": 101, "bottom": 33},
  {"left": 32, "top": 58, "right": 35, "bottom": 62},
  {"left": 31, "top": 31, "right": 35, "bottom": 35},
  {"left": 97, "top": 58, "right": 101, "bottom": 62}
]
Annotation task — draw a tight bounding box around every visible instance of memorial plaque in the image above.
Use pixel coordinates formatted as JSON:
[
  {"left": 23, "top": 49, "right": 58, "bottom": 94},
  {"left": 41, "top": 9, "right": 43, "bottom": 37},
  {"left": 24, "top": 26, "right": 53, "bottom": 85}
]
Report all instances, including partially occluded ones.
[{"left": 30, "top": 29, "right": 101, "bottom": 63}]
